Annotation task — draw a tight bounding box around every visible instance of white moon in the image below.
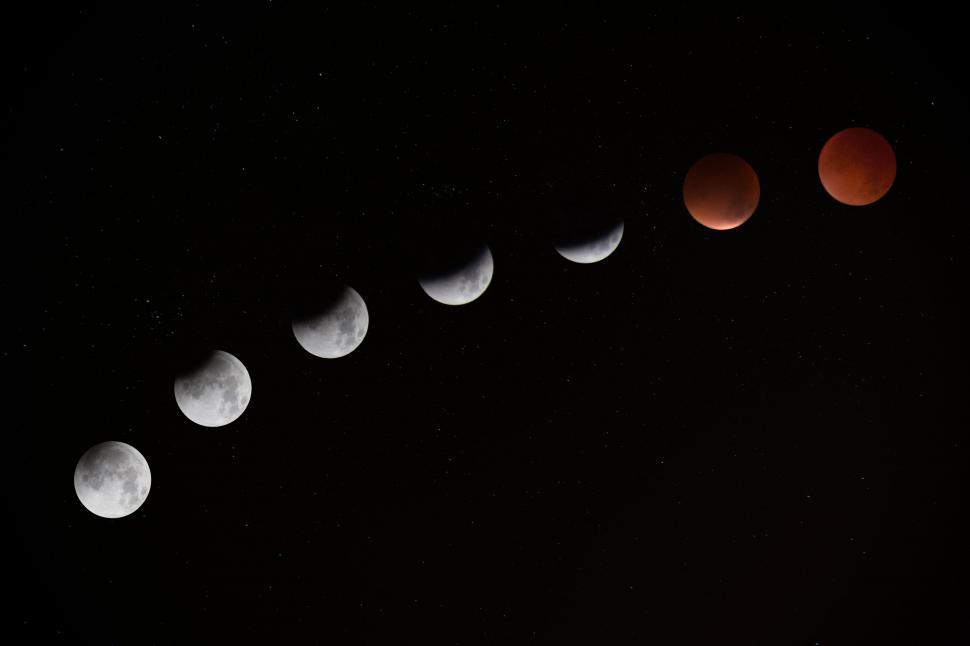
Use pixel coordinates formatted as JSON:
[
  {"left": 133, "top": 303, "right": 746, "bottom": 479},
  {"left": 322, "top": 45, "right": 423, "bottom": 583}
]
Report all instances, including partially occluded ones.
[
  {"left": 292, "top": 286, "right": 369, "bottom": 358},
  {"left": 174, "top": 350, "right": 252, "bottom": 427},
  {"left": 74, "top": 441, "right": 151, "bottom": 519},
  {"left": 419, "top": 244, "right": 494, "bottom": 306},
  {"left": 555, "top": 220, "right": 624, "bottom": 264}
]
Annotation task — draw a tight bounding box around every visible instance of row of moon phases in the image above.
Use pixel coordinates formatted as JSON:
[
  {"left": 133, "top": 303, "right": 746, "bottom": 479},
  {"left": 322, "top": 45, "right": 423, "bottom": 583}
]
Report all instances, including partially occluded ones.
[{"left": 74, "top": 126, "right": 897, "bottom": 518}]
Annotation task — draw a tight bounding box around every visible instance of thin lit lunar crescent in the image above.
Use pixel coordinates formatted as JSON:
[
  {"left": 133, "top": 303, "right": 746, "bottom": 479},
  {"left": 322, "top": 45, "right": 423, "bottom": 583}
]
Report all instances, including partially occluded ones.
[
  {"left": 74, "top": 441, "right": 151, "bottom": 519},
  {"left": 419, "top": 244, "right": 494, "bottom": 306},
  {"left": 174, "top": 350, "right": 252, "bottom": 427},
  {"left": 292, "top": 286, "right": 369, "bottom": 358},
  {"left": 555, "top": 221, "right": 624, "bottom": 264}
]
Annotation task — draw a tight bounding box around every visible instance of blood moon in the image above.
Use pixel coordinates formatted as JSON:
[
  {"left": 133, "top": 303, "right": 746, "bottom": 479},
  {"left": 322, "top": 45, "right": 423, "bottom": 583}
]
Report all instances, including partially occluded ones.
[
  {"left": 683, "top": 153, "right": 760, "bottom": 230},
  {"left": 818, "top": 127, "right": 896, "bottom": 206}
]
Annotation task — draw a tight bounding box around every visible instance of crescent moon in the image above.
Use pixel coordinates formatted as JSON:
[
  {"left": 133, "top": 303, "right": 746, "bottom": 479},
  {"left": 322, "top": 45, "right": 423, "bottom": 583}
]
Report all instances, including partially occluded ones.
[
  {"left": 292, "top": 285, "right": 369, "bottom": 358},
  {"left": 419, "top": 244, "right": 494, "bottom": 306},
  {"left": 555, "top": 221, "right": 624, "bottom": 264}
]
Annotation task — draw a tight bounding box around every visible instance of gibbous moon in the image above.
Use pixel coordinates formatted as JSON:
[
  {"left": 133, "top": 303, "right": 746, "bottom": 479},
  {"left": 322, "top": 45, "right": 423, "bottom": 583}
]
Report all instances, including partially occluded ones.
[
  {"left": 555, "top": 220, "right": 624, "bottom": 264},
  {"left": 818, "top": 127, "right": 896, "bottom": 206},
  {"left": 419, "top": 244, "right": 494, "bottom": 306},
  {"left": 74, "top": 441, "right": 151, "bottom": 519},
  {"left": 174, "top": 350, "right": 252, "bottom": 427},
  {"left": 683, "top": 152, "right": 760, "bottom": 230},
  {"left": 292, "top": 285, "right": 369, "bottom": 358}
]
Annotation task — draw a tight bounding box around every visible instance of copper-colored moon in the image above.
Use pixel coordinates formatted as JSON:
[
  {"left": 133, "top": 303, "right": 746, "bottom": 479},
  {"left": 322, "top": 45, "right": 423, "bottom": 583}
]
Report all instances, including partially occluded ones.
[
  {"left": 683, "top": 153, "right": 760, "bottom": 230},
  {"left": 818, "top": 127, "right": 896, "bottom": 206}
]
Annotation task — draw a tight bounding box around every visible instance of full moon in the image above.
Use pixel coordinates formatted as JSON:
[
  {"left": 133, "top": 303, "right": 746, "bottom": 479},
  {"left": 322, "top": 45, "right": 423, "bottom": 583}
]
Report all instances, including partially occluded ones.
[
  {"left": 174, "top": 350, "right": 252, "bottom": 427},
  {"left": 683, "top": 152, "right": 760, "bottom": 230},
  {"left": 818, "top": 127, "right": 896, "bottom": 206},
  {"left": 555, "top": 220, "right": 624, "bottom": 264},
  {"left": 419, "top": 244, "right": 494, "bottom": 306},
  {"left": 74, "top": 441, "right": 151, "bottom": 519},
  {"left": 292, "top": 285, "right": 369, "bottom": 358}
]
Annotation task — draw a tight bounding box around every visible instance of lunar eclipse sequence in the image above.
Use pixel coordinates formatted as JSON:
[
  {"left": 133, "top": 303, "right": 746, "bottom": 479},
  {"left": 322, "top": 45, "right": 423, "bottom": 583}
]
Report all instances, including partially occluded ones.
[{"left": 74, "top": 126, "right": 897, "bottom": 519}]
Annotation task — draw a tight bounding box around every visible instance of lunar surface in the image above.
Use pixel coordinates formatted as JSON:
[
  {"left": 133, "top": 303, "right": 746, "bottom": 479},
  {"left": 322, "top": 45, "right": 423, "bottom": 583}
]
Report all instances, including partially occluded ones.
[
  {"left": 74, "top": 441, "right": 151, "bottom": 519},
  {"left": 419, "top": 244, "right": 494, "bottom": 305},
  {"left": 818, "top": 126, "right": 896, "bottom": 206},
  {"left": 292, "top": 285, "right": 369, "bottom": 358},
  {"left": 683, "top": 152, "right": 760, "bottom": 230},
  {"left": 174, "top": 350, "right": 252, "bottom": 427},
  {"left": 555, "top": 221, "right": 624, "bottom": 264}
]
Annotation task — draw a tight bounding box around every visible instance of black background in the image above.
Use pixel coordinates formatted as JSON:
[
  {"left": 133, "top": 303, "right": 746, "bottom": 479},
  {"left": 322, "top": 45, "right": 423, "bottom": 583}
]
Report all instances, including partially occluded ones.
[{"left": 6, "top": 4, "right": 967, "bottom": 644}]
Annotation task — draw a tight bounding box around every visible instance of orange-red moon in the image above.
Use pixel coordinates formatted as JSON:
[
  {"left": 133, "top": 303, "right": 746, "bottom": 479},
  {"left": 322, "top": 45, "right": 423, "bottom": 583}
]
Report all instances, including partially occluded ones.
[
  {"left": 683, "top": 153, "right": 760, "bottom": 230},
  {"left": 818, "top": 127, "right": 896, "bottom": 206}
]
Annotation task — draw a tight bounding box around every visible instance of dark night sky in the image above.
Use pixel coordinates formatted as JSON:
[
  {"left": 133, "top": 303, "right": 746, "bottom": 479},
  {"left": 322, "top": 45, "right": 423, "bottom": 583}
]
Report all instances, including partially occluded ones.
[{"left": 6, "top": 5, "right": 967, "bottom": 644}]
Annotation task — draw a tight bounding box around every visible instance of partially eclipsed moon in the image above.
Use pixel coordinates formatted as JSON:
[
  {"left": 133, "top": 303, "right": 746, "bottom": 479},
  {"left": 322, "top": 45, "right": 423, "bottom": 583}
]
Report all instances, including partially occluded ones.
[
  {"left": 174, "top": 350, "right": 252, "bottom": 427},
  {"left": 419, "top": 244, "right": 494, "bottom": 306},
  {"left": 555, "top": 220, "right": 624, "bottom": 264},
  {"left": 74, "top": 441, "right": 151, "bottom": 519},
  {"left": 818, "top": 127, "right": 896, "bottom": 206},
  {"left": 683, "top": 152, "right": 760, "bottom": 230},
  {"left": 292, "top": 286, "right": 369, "bottom": 358}
]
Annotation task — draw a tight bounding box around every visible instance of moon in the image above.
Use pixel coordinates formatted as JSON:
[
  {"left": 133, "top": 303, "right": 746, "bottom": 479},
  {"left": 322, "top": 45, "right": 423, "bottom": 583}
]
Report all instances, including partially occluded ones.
[
  {"left": 683, "top": 152, "right": 760, "bottom": 230},
  {"left": 555, "top": 220, "right": 624, "bottom": 264},
  {"left": 292, "top": 285, "right": 369, "bottom": 358},
  {"left": 74, "top": 441, "right": 151, "bottom": 519},
  {"left": 818, "top": 127, "right": 896, "bottom": 206},
  {"left": 174, "top": 350, "right": 252, "bottom": 427},
  {"left": 419, "top": 244, "right": 494, "bottom": 306}
]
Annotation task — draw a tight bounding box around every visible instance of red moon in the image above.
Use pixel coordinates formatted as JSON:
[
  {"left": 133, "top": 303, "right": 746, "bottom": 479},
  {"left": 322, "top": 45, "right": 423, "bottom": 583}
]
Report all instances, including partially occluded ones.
[
  {"left": 683, "top": 153, "right": 760, "bottom": 230},
  {"left": 818, "top": 127, "right": 896, "bottom": 206}
]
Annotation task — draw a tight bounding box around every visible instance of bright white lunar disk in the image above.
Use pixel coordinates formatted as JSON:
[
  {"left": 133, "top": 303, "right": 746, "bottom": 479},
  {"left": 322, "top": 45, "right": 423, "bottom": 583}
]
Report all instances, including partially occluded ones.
[
  {"left": 174, "top": 350, "right": 252, "bottom": 427},
  {"left": 74, "top": 441, "right": 151, "bottom": 519}
]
